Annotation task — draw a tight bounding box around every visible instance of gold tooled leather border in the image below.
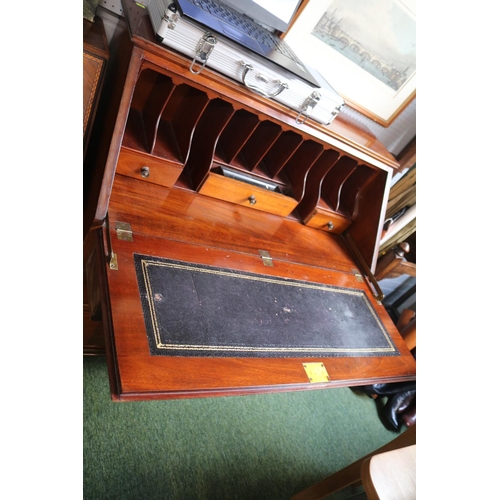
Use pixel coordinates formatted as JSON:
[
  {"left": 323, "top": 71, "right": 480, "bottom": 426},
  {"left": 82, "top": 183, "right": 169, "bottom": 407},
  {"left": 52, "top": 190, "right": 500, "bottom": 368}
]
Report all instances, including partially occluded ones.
[{"left": 137, "top": 257, "right": 398, "bottom": 356}]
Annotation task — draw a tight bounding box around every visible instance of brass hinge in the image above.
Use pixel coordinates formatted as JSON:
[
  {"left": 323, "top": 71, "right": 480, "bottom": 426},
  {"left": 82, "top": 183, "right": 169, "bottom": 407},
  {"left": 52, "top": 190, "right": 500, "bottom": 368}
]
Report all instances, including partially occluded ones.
[
  {"left": 109, "top": 252, "right": 119, "bottom": 271},
  {"left": 116, "top": 221, "right": 133, "bottom": 242},
  {"left": 352, "top": 269, "right": 364, "bottom": 283},
  {"left": 303, "top": 363, "right": 330, "bottom": 383},
  {"left": 103, "top": 220, "right": 133, "bottom": 271},
  {"left": 103, "top": 215, "right": 118, "bottom": 271},
  {"left": 259, "top": 250, "right": 273, "bottom": 267}
]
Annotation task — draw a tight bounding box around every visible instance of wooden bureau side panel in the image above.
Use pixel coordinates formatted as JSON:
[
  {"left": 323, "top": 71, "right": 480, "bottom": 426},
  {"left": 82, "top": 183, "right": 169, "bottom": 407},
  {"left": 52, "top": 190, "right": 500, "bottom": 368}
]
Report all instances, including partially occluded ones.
[
  {"left": 198, "top": 172, "right": 298, "bottom": 217},
  {"left": 348, "top": 171, "right": 391, "bottom": 272}
]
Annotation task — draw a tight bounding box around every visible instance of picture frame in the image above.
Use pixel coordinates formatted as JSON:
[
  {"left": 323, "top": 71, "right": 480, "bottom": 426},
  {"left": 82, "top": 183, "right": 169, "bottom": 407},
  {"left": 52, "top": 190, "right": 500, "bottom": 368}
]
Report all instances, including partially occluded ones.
[{"left": 284, "top": 0, "right": 416, "bottom": 127}]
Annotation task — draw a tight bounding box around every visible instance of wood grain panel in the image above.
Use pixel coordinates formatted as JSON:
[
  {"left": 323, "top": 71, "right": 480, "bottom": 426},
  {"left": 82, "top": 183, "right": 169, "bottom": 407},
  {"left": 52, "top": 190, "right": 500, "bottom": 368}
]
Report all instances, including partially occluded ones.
[
  {"left": 304, "top": 208, "right": 351, "bottom": 234},
  {"left": 116, "top": 147, "right": 183, "bottom": 188},
  {"left": 108, "top": 174, "right": 357, "bottom": 273},
  {"left": 198, "top": 172, "right": 298, "bottom": 217}
]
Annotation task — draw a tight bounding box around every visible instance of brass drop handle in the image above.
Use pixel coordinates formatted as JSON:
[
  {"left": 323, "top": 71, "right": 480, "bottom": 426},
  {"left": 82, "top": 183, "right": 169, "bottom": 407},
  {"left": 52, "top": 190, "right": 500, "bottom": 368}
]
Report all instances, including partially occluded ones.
[
  {"left": 140, "top": 166, "right": 150, "bottom": 178},
  {"left": 248, "top": 195, "right": 257, "bottom": 205},
  {"left": 327, "top": 221, "right": 334, "bottom": 230}
]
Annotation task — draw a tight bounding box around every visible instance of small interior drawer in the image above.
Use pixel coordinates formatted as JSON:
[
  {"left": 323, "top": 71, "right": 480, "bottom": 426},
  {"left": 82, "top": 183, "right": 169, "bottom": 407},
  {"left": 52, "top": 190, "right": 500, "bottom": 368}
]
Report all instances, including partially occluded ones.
[
  {"left": 116, "top": 147, "right": 183, "bottom": 188},
  {"left": 198, "top": 171, "right": 298, "bottom": 217},
  {"left": 303, "top": 207, "right": 351, "bottom": 234}
]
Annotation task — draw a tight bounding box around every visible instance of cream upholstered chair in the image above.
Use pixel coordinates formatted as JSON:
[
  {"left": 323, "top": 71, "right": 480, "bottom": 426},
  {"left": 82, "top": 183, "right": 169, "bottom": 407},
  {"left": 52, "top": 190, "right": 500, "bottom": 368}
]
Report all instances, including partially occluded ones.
[
  {"left": 361, "top": 444, "right": 416, "bottom": 499},
  {"left": 291, "top": 425, "right": 416, "bottom": 500}
]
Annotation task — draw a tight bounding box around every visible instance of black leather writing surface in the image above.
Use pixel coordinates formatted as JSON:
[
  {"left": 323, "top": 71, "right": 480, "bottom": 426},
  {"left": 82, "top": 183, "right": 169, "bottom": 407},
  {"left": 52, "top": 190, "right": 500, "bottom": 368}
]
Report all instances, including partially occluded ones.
[{"left": 134, "top": 254, "right": 399, "bottom": 358}]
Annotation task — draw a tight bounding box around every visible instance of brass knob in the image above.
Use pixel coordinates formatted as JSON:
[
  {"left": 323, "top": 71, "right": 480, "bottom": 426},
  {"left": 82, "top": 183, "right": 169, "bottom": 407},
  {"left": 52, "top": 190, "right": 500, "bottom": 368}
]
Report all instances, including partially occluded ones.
[
  {"left": 248, "top": 195, "right": 257, "bottom": 205},
  {"left": 140, "top": 166, "right": 150, "bottom": 178},
  {"left": 327, "top": 221, "right": 334, "bottom": 230}
]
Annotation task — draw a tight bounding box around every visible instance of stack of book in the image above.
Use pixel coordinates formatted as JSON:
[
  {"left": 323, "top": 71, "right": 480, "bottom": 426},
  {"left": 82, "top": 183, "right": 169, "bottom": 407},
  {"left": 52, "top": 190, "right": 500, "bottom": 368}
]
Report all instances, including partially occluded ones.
[{"left": 379, "top": 165, "right": 416, "bottom": 255}]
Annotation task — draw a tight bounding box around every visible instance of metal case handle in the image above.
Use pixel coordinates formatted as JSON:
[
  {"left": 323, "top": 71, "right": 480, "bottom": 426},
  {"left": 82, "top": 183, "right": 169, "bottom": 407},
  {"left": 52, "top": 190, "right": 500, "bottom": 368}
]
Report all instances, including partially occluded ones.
[{"left": 240, "top": 62, "right": 289, "bottom": 98}]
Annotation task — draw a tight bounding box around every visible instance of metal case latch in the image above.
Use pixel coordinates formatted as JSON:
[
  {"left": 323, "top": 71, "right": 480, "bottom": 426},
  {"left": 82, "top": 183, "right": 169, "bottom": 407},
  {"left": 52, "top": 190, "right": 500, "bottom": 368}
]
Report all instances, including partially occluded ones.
[
  {"left": 163, "top": 5, "right": 179, "bottom": 29},
  {"left": 327, "top": 103, "right": 344, "bottom": 125},
  {"left": 296, "top": 91, "right": 321, "bottom": 124},
  {"left": 156, "top": 5, "right": 179, "bottom": 40},
  {"left": 190, "top": 32, "right": 217, "bottom": 74}
]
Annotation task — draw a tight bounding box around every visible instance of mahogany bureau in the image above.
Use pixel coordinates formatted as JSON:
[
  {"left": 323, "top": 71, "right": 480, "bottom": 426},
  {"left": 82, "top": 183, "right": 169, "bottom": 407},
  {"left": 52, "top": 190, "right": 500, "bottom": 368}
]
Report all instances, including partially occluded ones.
[{"left": 83, "top": 0, "right": 416, "bottom": 401}]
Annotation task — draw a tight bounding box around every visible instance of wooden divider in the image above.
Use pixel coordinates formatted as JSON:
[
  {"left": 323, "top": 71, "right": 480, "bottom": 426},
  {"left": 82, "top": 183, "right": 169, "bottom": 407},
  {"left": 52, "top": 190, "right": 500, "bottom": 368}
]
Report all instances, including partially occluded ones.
[{"left": 118, "top": 62, "right": 389, "bottom": 241}]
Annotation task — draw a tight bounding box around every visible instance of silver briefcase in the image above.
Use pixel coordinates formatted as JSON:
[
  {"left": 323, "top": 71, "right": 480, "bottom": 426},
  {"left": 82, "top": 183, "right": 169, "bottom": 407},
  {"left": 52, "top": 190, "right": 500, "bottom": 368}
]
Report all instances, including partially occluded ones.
[{"left": 147, "top": 0, "right": 345, "bottom": 125}]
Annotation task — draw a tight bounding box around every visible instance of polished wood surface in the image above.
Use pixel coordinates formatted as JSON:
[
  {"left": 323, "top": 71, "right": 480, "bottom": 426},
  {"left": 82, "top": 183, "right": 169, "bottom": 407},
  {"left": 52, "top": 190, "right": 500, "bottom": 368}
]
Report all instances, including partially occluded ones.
[
  {"left": 198, "top": 171, "right": 298, "bottom": 217},
  {"left": 85, "top": 0, "right": 416, "bottom": 400},
  {"left": 83, "top": 16, "right": 109, "bottom": 55},
  {"left": 94, "top": 42, "right": 392, "bottom": 269},
  {"left": 116, "top": 147, "right": 183, "bottom": 189},
  {"left": 101, "top": 175, "right": 416, "bottom": 401},
  {"left": 108, "top": 174, "right": 356, "bottom": 273}
]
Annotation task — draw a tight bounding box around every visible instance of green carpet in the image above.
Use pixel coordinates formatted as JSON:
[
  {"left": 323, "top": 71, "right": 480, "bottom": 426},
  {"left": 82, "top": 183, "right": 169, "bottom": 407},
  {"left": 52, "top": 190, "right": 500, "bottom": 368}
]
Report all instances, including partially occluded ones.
[{"left": 83, "top": 356, "right": 402, "bottom": 500}]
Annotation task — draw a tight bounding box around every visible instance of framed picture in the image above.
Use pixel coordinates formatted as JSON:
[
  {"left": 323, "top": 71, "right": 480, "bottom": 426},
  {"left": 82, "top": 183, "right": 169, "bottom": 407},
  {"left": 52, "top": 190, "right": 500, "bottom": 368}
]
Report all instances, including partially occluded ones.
[{"left": 284, "top": 0, "right": 416, "bottom": 126}]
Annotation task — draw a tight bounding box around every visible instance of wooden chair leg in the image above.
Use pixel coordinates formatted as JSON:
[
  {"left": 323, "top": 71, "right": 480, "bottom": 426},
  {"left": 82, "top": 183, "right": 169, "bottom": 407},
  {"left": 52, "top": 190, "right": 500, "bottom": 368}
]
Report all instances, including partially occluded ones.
[{"left": 291, "top": 425, "right": 416, "bottom": 500}]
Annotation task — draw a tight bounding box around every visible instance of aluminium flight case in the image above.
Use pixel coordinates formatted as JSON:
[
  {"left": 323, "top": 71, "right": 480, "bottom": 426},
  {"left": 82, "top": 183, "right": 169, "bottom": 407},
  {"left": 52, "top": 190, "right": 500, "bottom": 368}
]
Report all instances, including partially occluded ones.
[{"left": 147, "top": 0, "right": 345, "bottom": 125}]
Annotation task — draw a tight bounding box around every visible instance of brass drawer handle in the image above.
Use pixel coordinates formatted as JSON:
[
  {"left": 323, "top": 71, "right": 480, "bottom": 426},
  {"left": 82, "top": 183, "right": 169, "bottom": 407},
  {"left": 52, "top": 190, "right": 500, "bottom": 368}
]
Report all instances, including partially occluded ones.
[
  {"left": 140, "top": 166, "right": 150, "bottom": 178},
  {"left": 248, "top": 195, "right": 257, "bottom": 205}
]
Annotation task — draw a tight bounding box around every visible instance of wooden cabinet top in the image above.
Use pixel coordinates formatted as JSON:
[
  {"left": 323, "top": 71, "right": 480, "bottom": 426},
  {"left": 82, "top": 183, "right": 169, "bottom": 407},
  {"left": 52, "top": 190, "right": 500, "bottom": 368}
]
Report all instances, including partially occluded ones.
[{"left": 83, "top": 16, "right": 109, "bottom": 59}]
